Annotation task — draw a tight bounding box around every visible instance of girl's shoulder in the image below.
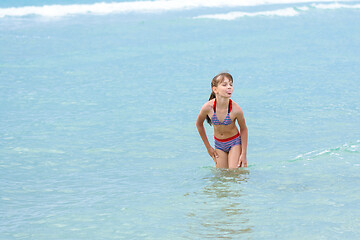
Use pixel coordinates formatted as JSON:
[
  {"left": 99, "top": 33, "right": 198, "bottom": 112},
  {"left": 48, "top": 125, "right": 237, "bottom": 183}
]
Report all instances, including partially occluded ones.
[{"left": 201, "top": 99, "right": 215, "bottom": 113}]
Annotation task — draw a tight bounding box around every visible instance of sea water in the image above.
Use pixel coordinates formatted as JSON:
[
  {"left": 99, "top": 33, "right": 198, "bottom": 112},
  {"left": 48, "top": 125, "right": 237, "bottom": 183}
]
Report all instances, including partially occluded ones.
[{"left": 1, "top": 0, "right": 360, "bottom": 239}]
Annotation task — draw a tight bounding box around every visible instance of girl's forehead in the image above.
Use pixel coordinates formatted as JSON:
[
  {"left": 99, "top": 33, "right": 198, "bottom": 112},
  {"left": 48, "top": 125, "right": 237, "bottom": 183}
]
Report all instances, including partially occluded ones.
[{"left": 219, "top": 77, "right": 232, "bottom": 83}]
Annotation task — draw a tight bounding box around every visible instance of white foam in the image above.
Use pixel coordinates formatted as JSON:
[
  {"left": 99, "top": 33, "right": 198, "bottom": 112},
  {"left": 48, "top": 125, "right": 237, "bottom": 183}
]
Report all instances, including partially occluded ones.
[
  {"left": 194, "top": 2, "right": 360, "bottom": 20},
  {"left": 296, "top": 6, "right": 310, "bottom": 11},
  {"left": 291, "top": 140, "right": 360, "bottom": 163},
  {"left": 312, "top": 3, "right": 360, "bottom": 9},
  {"left": 194, "top": 7, "right": 299, "bottom": 20},
  {"left": 0, "top": 0, "right": 358, "bottom": 18}
]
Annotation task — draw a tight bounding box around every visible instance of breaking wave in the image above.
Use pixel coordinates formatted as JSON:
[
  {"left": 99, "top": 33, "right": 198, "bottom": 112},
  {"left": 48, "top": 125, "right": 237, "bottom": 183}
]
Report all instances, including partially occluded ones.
[
  {"left": 194, "top": 2, "right": 360, "bottom": 20},
  {"left": 0, "top": 0, "right": 358, "bottom": 18}
]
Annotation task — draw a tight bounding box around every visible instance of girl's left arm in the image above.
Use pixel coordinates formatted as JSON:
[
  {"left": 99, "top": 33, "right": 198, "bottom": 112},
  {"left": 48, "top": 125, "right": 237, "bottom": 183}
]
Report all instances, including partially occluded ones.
[{"left": 236, "top": 108, "right": 248, "bottom": 167}]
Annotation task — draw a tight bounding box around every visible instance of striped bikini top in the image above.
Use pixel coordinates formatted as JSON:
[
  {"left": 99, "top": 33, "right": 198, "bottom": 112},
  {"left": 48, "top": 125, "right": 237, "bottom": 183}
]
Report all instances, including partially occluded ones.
[{"left": 211, "top": 99, "right": 233, "bottom": 125}]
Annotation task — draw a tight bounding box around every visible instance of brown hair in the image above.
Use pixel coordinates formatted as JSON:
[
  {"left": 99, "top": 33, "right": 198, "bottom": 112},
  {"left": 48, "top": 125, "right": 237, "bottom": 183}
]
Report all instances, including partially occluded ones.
[{"left": 206, "top": 72, "right": 234, "bottom": 125}]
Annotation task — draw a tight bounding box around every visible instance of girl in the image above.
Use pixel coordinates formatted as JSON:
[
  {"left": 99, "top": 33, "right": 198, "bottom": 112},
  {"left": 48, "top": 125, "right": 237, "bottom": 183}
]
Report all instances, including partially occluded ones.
[{"left": 196, "top": 73, "right": 248, "bottom": 168}]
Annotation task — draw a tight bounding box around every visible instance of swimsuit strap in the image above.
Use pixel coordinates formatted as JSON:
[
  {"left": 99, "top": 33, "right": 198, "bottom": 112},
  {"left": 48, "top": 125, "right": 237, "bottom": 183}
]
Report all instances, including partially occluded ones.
[{"left": 213, "top": 99, "right": 232, "bottom": 113}]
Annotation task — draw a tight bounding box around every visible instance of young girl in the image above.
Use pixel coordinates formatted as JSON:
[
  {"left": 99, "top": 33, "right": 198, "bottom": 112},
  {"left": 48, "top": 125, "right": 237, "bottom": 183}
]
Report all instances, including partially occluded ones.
[{"left": 196, "top": 73, "right": 248, "bottom": 168}]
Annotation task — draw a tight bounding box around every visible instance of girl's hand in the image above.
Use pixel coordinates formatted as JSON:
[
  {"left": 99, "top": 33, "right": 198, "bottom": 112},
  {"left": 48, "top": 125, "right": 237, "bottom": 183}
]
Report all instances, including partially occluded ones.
[
  {"left": 238, "top": 154, "right": 247, "bottom": 168},
  {"left": 207, "top": 147, "right": 218, "bottom": 164}
]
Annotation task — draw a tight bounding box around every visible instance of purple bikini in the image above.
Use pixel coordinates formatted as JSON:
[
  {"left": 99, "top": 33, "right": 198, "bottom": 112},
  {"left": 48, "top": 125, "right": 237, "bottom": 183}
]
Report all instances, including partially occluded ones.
[{"left": 211, "top": 99, "right": 241, "bottom": 152}]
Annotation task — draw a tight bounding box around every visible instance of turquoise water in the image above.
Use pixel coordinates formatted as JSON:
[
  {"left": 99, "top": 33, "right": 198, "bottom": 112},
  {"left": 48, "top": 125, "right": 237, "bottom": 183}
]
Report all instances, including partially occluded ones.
[{"left": 1, "top": 1, "right": 360, "bottom": 239}]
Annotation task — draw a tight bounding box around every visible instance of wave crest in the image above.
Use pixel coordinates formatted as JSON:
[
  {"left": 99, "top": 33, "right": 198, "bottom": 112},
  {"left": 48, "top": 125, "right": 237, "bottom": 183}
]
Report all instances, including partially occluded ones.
[
  {"left": 194, "top": 2, "right": 360, "bottom": 20},
  {"left": 194, "top": 7, "right": 299, "bottom": 20},
  {"left": 0, "top": 0, "right": 358, "bottom": 18},
  {"left": 294, "top": 140, "right": 360, "bottom": 162}
]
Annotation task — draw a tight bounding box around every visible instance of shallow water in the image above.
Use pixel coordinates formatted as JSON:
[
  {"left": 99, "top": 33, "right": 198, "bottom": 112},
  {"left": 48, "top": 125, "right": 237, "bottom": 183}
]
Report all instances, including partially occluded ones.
[{"left": 1, "top": 0, "right": 360, "bottom": 239}]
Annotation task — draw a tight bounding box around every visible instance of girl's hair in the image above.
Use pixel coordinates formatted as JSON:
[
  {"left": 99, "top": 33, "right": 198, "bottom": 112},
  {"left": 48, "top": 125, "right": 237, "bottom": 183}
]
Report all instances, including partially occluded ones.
[{"left": 206, "top": 72, "right": 234, "bottom": 125}]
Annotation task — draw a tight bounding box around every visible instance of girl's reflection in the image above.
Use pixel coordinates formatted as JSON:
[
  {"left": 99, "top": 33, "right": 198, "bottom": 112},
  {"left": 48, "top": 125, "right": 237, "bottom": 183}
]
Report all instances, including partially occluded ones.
[{"left": 186, "top": 168, "right": 252, "bottom": 239}]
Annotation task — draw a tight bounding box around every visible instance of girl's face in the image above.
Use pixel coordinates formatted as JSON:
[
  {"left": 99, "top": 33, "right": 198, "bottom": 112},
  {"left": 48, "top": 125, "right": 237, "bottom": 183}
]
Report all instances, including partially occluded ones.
[{"left": 213, "top": 77, "right": 233, "bottom": 98}]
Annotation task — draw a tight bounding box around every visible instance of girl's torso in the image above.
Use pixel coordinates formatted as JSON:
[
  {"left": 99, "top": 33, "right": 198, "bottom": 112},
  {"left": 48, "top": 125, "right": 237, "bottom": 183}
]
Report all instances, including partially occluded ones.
[{"left": 208, "top": 99, "right": 239, "bottom": 139}]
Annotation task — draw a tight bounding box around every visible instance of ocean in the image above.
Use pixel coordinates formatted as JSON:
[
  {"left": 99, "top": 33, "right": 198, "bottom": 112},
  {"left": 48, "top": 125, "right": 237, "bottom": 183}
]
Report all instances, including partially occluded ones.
[{"left": 1, "top": 0, "right": 360, "bottom": 239}]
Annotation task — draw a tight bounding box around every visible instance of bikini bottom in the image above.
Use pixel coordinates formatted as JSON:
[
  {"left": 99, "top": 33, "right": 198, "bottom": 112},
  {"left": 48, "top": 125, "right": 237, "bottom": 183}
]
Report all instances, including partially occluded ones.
[{"left": 214, "top": 132, "right": 241, "bottom": 153}]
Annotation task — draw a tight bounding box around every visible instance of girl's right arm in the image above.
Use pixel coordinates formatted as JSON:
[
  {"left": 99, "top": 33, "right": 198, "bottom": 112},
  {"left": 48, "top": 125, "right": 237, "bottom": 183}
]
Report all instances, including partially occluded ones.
[{"left": 196, "top": 103, "right": 218, "bottom": 163}]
